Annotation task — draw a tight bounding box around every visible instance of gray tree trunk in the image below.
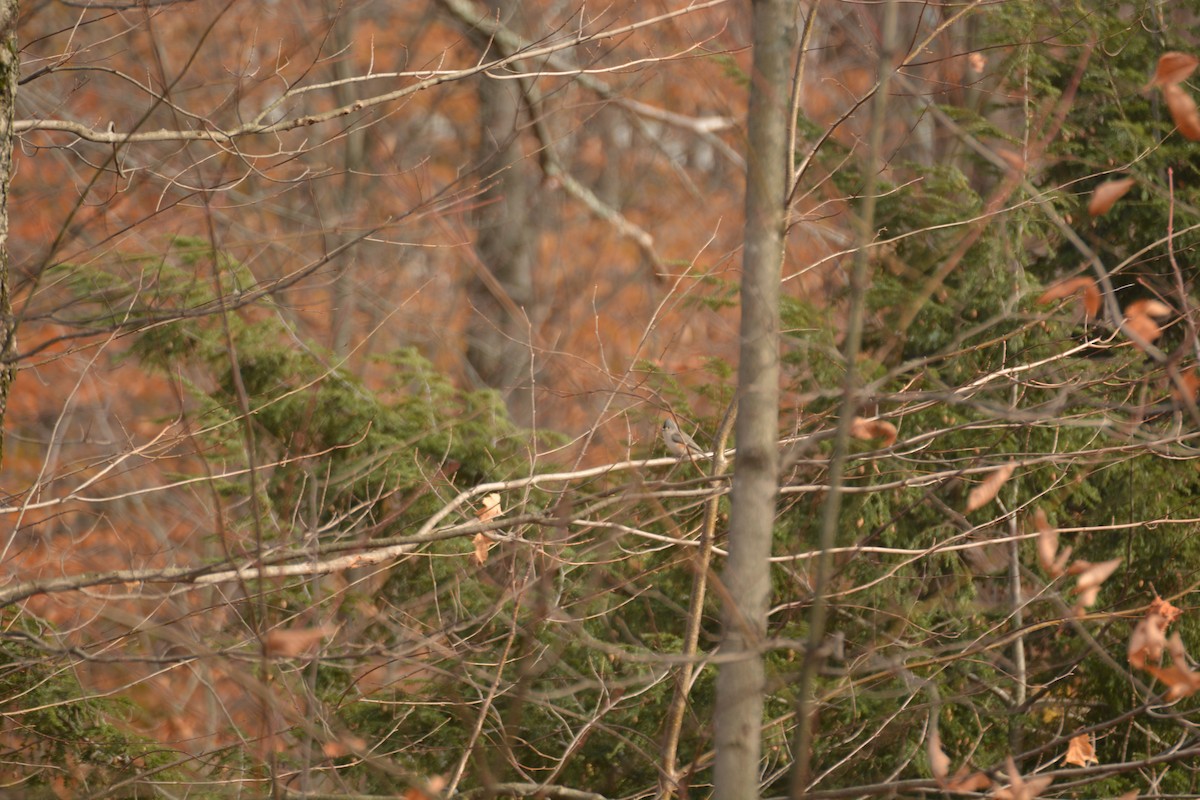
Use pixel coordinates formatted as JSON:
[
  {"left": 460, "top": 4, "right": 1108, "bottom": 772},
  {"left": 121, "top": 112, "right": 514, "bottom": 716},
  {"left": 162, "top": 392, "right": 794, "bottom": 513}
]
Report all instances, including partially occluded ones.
[
  {"left": 0, "top": 0, "right": 17, "bottom": 466},
  {"left": 712, "top": 0, "right": 795, "bottom": 797},
  {"left": 464, "top": 0, "right": 535, "bottom": 421}
]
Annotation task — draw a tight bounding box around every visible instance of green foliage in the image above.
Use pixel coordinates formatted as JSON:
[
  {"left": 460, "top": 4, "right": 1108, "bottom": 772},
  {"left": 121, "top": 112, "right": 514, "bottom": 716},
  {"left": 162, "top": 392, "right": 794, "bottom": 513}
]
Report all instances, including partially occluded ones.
[{"left": 0, "top": 616, "right": 178, "bottom": 792}]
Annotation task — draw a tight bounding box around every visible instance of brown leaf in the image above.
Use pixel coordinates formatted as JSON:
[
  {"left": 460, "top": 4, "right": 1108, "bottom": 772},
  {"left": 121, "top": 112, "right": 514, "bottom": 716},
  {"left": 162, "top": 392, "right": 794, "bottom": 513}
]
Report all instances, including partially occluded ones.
[
  {"left": 966, "top": 463, "right": 1015, "bottom": 513},
  {"left": 1171, "top": 368, "right": 1200, "bottom": 405},
  {"left": 1143, "top": 660, "right": 1200, "bottom": 700},
  {"left": 1164, "top": 83, "right": 1200, "bottom": 140},
  {"left": 992, "top": 755, "right": 1053, "bottom": 800},
  {"left": 1064, "top": 733, "right": 1098, "bottom": 767},
  {"left": 1116, "top": 792, "right": 1140, "bottom": 800},
  {"left": 1033, "top": 508, "right": 1071, "bottom": 578},
  {"left": 1123, "top": 298, "right": 1173, "bottom": 347},
  {"left": 1148, "top": 51, "right": 1200, "bottom": 88},
  {"left": 1129, "top": 606, "right": 1172, "bottom": 669},
  {"left": 946, "top": 770, "right": 992, "bottom": 794},
  {"left": 472, "top": 532, "right": 491, "bottom": 565},
  {"left": 1036, "top": 276, "right": 1101, "bottom": 320},
  {"left": 1072, "top": 557, "right": 1122, "bottom": 593},
  {"left": 1087, "top": 177, "right": 1136, "bottom": 216},
  {"left": 927, "top": 720, "right": 951, "bottom": 780},
  {"left": 850, "top": 417, "right": 898, "bottom": 447},
  {"left": 1151, "top": 596, "right": 1183, "bottom": 624},
  {"left": 264, "top": 625, "right": 337, "bottom": 658},
  {"left": 476, "top": 492, "right": 503, "bottom": 522}
]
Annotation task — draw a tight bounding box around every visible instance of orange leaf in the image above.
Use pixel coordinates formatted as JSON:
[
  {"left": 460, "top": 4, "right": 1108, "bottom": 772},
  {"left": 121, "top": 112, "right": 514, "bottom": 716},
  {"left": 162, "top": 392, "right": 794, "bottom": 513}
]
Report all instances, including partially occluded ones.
[
  {"left": 264, "top": 625, "right": 337, "bottom": 658},
  {"left": 1064, "top": 733, "right": 1098, "bottom": 767},
  {"left": 1172, "top": 368, "right": 1200, "bottom": 405},
  {"left": 472, "top": 532, "right": 491, "bottom": 565},
  {"left": 945, "top": 769, "right": 991, "bottom": 794},
  {"left": 1036, "top": 276, "right": 1101, "bottom": 320},
  {"left": 1087, "top": 177, "right": 1136, "bottom": 216},
  {"left": 1123, "top": 298, "right": 1173, "bottom": 347},
  {"left": 965, "top": 463, "right": 1015, "bottom": 513},
  {"left": 1148, "top": 51, "right": 1200, "bottom": 88},
  {"left": 850, "top": 417, "right": 898, "bottom": 447},
  {"left": 1150, "top": 595, "right": 1183, "bottom": 625},
  {"left": 1143, "top": 659, "right": 1200, "bottom": 700},
  {"left": 1164, "top": 83, "right": 1200, "bottom": 140}
]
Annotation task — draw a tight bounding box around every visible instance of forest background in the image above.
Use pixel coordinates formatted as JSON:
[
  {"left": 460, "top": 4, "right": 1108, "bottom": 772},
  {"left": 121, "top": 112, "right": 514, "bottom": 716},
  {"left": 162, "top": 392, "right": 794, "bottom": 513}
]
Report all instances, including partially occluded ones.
[{"left": 3, "top": 1, "right": 1200, "bottom": 799}]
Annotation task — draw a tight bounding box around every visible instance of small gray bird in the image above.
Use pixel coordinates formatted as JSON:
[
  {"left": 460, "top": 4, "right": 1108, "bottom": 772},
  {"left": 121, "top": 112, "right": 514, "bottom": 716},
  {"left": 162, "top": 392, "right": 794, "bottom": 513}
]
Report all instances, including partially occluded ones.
[{"left": 661, "top": 417, "right": 705, "bottom": 458}]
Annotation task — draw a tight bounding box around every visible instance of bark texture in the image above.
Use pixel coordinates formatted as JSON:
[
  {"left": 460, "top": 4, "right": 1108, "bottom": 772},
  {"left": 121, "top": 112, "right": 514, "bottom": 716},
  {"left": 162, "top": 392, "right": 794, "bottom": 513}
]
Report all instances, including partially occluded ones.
[{"left": 712, "top": 0, "right": 795, "bottom": 797}]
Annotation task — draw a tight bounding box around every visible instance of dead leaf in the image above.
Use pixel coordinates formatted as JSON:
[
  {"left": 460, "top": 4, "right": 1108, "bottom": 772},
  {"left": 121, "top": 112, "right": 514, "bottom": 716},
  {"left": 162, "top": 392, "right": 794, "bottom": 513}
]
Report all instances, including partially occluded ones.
[
  {"left": 1087, "top": 177, "right": 1136, "bottom": 216},
  {"left": 1151, "top": 595, "right": 1183, "bottom": 624},
  {"left": 1124, "top": 298, "right": 1173, "bottom": 346},
  {"left": 992, "top": 755, "right": 1053, "bottom": 800},
  {"left": 1144, "top": 635, "right": 1200, "bottom": 699},
  {"left": 1164, "top": 83, "right": 1200, "bottom": 140},
  {"left": 1148, "top": 51, "right": 1200, "bottom": 88},
  {"left": 1064, "top": 733, "right": 1098, "bottom": 767},
  {"left": 1036, "top": 276, "right": 1101, "bottom": 320},
  {"left": 1072, "top": 557, "right": 1122, "bottom": 593},
  {"left": 946, "top": 770, "right": 992, "bottom": 794},
  {"left": 966, "top": 463, "right": 1015, "bottom": 513},
  {"left": 1074, "top": 585, "right": 1101, "bottom": 613},
  {"left": 472, "top": 532, "right": 491, "bottom": 565},
  {"left": 477, "top": 492, "right": 503, "bottom": 522},
  {"left": 1033, "top": 508, "right": 1072, "bottom": 578},
  {"left": 927, "top": 720, "right": 951, "bottom": 780},
  {"left": 850, "top": 417, "right": 898, "bottom": 447},
  {"left": 1171, "top": 368, "right": 1200, "bottom": 405},
  {"left": 1128, "top": 598, "right": 1178, "bottom": 668},
  {"left": 264, "top": 625, "right": 337, "bottom": 658},
  {"left": 1117, "top": 792, "right": 1140, "bottom": 800}
]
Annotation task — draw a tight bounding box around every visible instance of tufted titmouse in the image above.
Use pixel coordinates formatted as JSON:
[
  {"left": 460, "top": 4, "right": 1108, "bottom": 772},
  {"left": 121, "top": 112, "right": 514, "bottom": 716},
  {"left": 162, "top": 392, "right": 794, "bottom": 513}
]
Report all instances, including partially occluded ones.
[{"left": 661, "top": 417, "right": 705, "bottom": 458}]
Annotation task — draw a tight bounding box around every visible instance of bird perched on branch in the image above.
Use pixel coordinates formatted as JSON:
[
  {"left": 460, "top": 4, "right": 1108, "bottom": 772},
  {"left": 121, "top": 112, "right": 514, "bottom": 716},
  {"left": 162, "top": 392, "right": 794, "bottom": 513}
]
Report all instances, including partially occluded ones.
[{"left": 661, "top": 417, "right": 705, "bottom": 458}]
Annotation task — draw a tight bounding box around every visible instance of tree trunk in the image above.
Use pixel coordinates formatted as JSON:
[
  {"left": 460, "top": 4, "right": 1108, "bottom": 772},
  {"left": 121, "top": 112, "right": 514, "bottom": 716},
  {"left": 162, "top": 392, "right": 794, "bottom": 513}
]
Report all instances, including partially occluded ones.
[
  {"left": 0, "top": 0, "right": 17, "bottom": 466},
  {"left": 464, "top": 0, "right": 535, "bottom": 422},
  {"left": 712, "top": 0, "right": 794, "bottom": 797}
]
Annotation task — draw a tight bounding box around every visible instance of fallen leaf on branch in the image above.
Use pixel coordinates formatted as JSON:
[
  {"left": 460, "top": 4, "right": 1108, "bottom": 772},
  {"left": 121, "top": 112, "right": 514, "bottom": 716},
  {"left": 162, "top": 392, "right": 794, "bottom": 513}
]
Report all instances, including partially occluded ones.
[
  {"left": 1036, "top": 276, "right": 1101, "bottom": 320},
  {"left": 264, "top": 625, "right": 337, "bottom": 658},
  {"left": 966, "top": 463, "right": 1015, "bottom": 513},
  {"left": 1064, "top": 733, "right": 1098, "bottom": 767},
  {"left": 1087, "top": 177, "right": 1136, "bottom": 216},
  {"left": 850, "top": 417, "right": 898, "bottom": 447},
  {"left": 1147, "top": 51, "right": 1200, "bottom": 88},
  {"left": 1164, "top": 83, "right": 1200, "bottom": 140}
]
